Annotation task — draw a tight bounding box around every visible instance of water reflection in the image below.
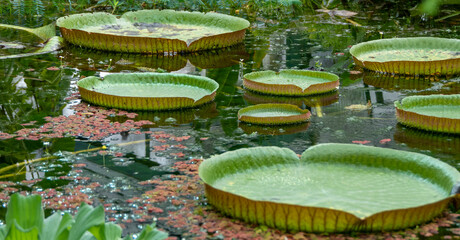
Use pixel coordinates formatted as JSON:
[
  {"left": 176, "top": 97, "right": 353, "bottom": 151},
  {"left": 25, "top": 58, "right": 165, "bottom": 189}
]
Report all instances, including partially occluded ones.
[
  {"left": 239, "top": 122, "right": 310, "bottom": 135},
  {"left": 394, "top": 124, "right": 460, "bottom": 158},
  {"left": 108, "top": 102, "right": 218, "bottom": 127},
  {"left": 243, "top": 90, "right": 339, "bottom": 108},
  {"left": 61, "top": 44, "right": 249, "bottom": 72},
  {"left": 363, "top": 71, "right": 434, "bottom": 91}
]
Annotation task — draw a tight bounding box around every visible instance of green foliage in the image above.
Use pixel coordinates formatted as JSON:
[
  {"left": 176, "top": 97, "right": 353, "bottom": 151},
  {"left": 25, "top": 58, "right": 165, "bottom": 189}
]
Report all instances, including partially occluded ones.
[{"left": 0, "top": 193, "right": 168, "bottom": 240}]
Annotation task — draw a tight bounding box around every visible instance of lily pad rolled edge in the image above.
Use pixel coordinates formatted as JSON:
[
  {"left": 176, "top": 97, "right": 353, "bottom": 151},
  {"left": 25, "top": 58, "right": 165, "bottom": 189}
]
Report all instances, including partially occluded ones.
[
  {"left": 199, "top": 144, "right": 460, "bottom": 232},
  {"left": 395, "top": 94, "right": 460, "bottom": 134},
  {"left": 57, "top": 10, "right": 250, "bottom": 53},
  {"left": 77, "top": 72, "right": 219, "bottom": 111},
  {"left": 238, "top": 103, "right": 311, "bottom": 125},
  {"left": 243, "top": 69, "right": 339, "bottom": 96},
  {"left": 350, "top": 37, "right": 460, "bottom": 75}
]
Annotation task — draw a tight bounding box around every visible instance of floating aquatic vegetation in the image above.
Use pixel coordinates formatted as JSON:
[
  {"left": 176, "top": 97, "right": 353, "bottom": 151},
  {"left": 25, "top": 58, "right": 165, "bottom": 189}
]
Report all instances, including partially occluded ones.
[
  {"left": 78, "top": 72, "right": 219, "bottom": 111},
  {"left": 0, "top": 102, "right": 154, "bottom": 141},
  {"left": 238, "top": 104, "right": 311, "bottom": 125},
  {"left": 395, "top": 94, "right": 460, "bottom": 134},
  {"left": 243, "top": 69, "right": 339, "bottom": 96},
  {"left": 199, "top": 144, "right": 460, "bottom": 232},
  {"left": 57, "top": 10, "right": 250, "bottom": 53},
  {"left": 350, "top": 37, "right": 460, "bottom": 75}
]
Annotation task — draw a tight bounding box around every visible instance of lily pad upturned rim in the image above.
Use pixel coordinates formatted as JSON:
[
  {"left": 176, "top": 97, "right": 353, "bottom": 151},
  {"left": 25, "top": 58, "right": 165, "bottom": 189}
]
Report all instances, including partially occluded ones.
[
  {"left": 56, "top": 10, "right": 250, "bottom": 53},
  {"left": 243, "top": 69, "right": 340, "bottom": 96},
  {"left": 77, "top": 72, "right": 219, "bottom": 111},
  {"left": 350, "top": 37, "right": 460, "bottom": 75},
  {"left": 199, "top": 144, "right": 460, "bottom": 232},
  {"left": 238, "top": 103, "right": 311, "bottom": 125},
  {"left": 395, "top": 94, "right": 460, "bottom": 134}
]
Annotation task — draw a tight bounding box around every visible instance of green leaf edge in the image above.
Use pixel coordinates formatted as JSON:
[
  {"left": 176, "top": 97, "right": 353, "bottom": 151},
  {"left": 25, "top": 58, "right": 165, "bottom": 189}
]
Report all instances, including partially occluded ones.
[
  {"left": 199, "top": 144, "right": 460, "bottom": 232},
  {"left": 77, "top": 72, "right": 219, "bottom": 111},
  {"left": 350, "top": 37, "right": 460, "bottom": 75},
  {"left": 238, "top": 103, "right": 311, "bottom": 125},
  {"left": 395, "top": 94, "right": 460, "bottom": 134},
  {"left": 56, "top": 10, "right": 249, "bottom": 53},
  {"left": 243, "top": 69, "right": 340, "bottom": 96}
]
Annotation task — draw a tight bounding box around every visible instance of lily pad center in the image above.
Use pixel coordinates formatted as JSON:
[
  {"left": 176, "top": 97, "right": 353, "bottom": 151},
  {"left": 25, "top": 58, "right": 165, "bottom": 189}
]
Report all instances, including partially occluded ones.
[{"left": 214, "top": 162, "right": 447, "bottom": 219}]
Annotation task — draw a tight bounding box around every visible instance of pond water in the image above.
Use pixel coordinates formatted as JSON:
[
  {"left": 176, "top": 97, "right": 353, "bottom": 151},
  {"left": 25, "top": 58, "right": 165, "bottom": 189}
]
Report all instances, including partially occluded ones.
[{"left": 0, "top": 7, "right": 459, "bottom": 239}]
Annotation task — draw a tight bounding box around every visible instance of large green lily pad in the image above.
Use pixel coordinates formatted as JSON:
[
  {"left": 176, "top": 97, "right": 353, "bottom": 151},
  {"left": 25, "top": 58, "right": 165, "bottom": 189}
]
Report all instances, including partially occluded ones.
[
  {"left": 57, "top": 10, "right": 250, "bottom": 53},
  {"left": 243, "top": 70, "right": 339, "bottom": 96},
  {"left": 199, "top": 144, "right": 460, "bottom": 232},
  {"left": 350, "top": 37, "right": 460, "bottom": 75},
  {"left": 238, "top": 104, "right": 311, "bottom": 125},
  {"left": 77, "top": 73, "right": 219, "bottom": 110},
  {"left": 395, "top": 94, "right": 460, "bottom": 134}
]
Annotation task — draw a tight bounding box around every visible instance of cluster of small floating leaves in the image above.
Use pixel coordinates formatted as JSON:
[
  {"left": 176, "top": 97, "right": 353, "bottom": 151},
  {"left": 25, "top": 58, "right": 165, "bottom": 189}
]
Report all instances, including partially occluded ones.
[
  {"left": 0, "top": 164, "right": 98, "bottom": 212},
  {"left": 0, "top": 97, "right": 153, "bottom": 141}
]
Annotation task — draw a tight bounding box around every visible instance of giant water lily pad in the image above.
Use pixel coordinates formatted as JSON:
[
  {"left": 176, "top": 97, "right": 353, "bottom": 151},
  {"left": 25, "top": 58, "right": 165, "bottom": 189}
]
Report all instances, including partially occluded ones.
[
  {"left": 77, "top": 73, "right": 219, "bottom": 110},
  {"left": 395, "top": 94, "right": 460, "bottom": 134},
  {"left": 243, "top": 70, "right": 339, "bottom": 96},
  {"left": 199, "top": 144, "right": 460, "bottom": 232},
  {"left": 238, "top": 104, "right": 311, "bottom": 125},
  {"left": 350, "top": 37, "right": 460, "bottom": 75},
  {"left": 57, "top": 10, "right": 250, "bottom": 53}
]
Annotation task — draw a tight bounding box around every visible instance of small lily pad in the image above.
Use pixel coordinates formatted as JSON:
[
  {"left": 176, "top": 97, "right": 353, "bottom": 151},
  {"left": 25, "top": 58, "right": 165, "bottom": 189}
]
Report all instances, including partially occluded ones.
[
  {"left": 350, "top": 37, "right": 460, "bottom": 75},
  {"left": 395, "top": 94, "right": 460, "bottom": 134},
  {"left": 243, "top": 69, "right": 339, "bottom": 96},
  {"left": 199, "top": 144, "right": 460, "bottom": 232},
  {"left": 57, "top": 10, "right": 250, "bottom": 53},
  {"left": 238, "top": 104, "right": 311, "bottom": 125},
  {"left": 77, "top": 72, "right": 219, "bottom": 110}
]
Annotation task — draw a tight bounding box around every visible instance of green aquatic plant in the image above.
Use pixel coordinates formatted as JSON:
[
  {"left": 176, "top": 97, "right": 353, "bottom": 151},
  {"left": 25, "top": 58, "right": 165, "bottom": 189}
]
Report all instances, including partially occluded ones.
[
  {"left": 56, "top": 10, "right": 250, "bottom": 53},
  {"left": 238, "top": 103, "right": 311, "bottom": 125},
  {"left": 199, "top": 144, "right": 460, "bottom": 232},
  {"left": 77, "top": 73, "right": 219, "bottom": 110},
  {"left": 350, "top": 37, "right": 460, "bottom": 75},
  {"left": 243, "top": 69, "right": 339, "bottom": 96},
  {"left": 0, "top": 193, "right": 168, "bottom": 240},
  {"left": 395, "top": 94, "right": 460, "bottom": 134}
]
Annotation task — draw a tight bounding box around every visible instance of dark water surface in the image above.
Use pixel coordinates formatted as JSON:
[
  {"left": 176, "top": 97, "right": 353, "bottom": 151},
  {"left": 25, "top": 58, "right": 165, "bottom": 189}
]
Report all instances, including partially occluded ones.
[{"left": 0, "top": 9, "right": 459, "bottom": 238}]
